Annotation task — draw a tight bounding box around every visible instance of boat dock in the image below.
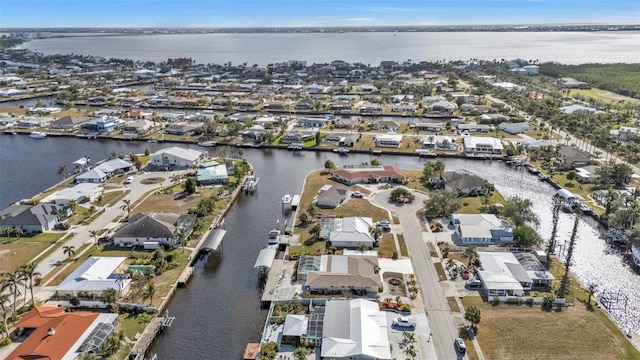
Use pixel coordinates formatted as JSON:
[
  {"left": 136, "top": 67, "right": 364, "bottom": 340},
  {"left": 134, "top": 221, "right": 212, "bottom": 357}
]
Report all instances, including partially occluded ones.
[
  {"left": 129, "top": 313, "right": 175, "bottom": 359},
  {"left": 176, "top": 266, "right": 194, "bottom": 288},
  {"left": 241, "top": 175, "right": 259, "bottom": 194},
  {"left": 243, "top": 343, "right": 260, "bottom": 359}
]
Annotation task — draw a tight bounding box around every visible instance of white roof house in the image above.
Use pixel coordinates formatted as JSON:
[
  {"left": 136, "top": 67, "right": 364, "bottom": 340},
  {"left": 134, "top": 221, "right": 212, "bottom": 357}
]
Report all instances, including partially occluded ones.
[
  {"left": 55, "top": 257, "right": 131, "bottom": 297},
  {"left": 329, "top": 217, "right": 375, "bottom": 249},
  {"left": 451, "top": 214, "right": 513, "bottom": 245},
  {"left": 75, "top": 168, "right": 108, "bottom": 183},
  {"left": 321, "top": 299, "right": 391, "bottom": 360},
  {"left": 282, "top": 314, "right": 307, "bottom": 338},
  {"left": 151, "top": 146, "right": 208, "bottom": 169},
  {"left": 477, "top": 252, "right": 539, "bottom": 297},
  {"left": 44, "top": 183, "right": 102, "bottom": 205},
  {"left": 95, "top": 158, "right": 133, "bottom": 176},
  {"left": 373, "top": 134, "right": 403, "bottom": 148},
  {"left": 463, "top": 136, "right": 504, "bottom": 154}
]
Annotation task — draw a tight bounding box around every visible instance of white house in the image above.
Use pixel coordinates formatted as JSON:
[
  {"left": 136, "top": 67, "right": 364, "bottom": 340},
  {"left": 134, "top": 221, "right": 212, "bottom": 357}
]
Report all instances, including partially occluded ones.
[
  {"left": 321, "top": 299, "right": 391, "bottom": 360},
  {"left": 55, "top": 257, "right": 131, "bottom": 297},
  {"left": 75, "top": 168, "right": 108, "bottom": 183},
  {"left": 315, "top": 185, "right": 348, "bottom": 209},
  {"left": 373, "top": 134, "right": 403, "bottom": 148},
  {"left": 420, "top": 135, "right": 457, "bottom": 151},
  {"left": 328, "top": 217, "right": 375, "bottom": 249},
  {"left": 150, "top": 146, "right": 208, "bottom": 169},
  {"left": 45, "top": 183, "right": 102, "bottom": 205},
  {"left": 463, "top": 137, "right": 504, "bottom": 154},
  {"left": 451, "top": 214, "right": 513, "bottom": 245}
]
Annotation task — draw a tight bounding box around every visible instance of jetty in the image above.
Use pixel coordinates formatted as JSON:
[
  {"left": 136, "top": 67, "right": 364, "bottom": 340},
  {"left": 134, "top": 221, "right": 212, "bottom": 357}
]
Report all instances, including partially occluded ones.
[
  {"left": 242, "top": 175, "right": 259, "bottom": 194},
  {"left": 243, "top": 343, "right": 260, "bottom": 359},
  {"left": 129, "top": 312, "right": 175, "bottom": 359}
]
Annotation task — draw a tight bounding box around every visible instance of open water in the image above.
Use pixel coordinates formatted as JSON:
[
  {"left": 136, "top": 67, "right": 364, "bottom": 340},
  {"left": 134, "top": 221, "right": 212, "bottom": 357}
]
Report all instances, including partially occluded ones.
[{"left": 20, "top": 31, "right": 640, "bottom": 65}]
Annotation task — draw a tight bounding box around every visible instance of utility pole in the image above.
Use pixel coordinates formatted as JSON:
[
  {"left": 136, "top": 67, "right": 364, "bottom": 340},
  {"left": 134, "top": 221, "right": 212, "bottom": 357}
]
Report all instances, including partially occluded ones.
[{"left": 558, "top": 212, "right": 580, "bottom": 299}]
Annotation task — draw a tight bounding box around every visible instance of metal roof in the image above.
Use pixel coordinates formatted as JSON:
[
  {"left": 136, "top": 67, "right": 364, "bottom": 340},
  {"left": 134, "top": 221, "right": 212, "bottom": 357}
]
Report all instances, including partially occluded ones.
[
  {"left": 254, "top": 248, "right": 277, "bottom": 269},
  {"left": 202, "top": 229, "right": 226, "bottom": 251}
]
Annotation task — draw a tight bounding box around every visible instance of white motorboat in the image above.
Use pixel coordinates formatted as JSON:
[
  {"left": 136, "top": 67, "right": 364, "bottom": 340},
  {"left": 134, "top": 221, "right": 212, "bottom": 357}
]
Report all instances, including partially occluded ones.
[
  {"left": 267, "top": 229, "right": 281, "bottom": 246},
  {"left": 29, "top": 131, "right": 47, "bottom": 139}
]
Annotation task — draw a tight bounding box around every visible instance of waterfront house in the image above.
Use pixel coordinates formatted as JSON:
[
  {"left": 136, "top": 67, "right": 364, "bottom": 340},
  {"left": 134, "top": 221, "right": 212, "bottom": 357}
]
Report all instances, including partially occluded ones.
[
  {"left": 80, "top": 116, "right": 122, "bottom": 133},
  {"left": 451, "top": 214, "right": 513, "bottom": 245},
  {"left": 321, "top": 299, "right": 391, "bottom": 360},
  {"left": 328, "top": 101, "right": 351, "bottom": 111},
  {"left": 427, "top": 100, "right": 457, "bottom": 112},
  {"left": 122, "top": 119, "right": 156, "bottom": 135},
  {"left": 458, "top": 123, "right": 492, "bottom": 133},
  {"left": 334, "top": 118, "right": 358, "bottom": 129},
  {"left": 477, "top": 252, "right": 553, "bottom": 297},
  {"left": 420, "top": 135, "right": 457, "bottom": 151},
  {"left": 372, "top": 120, "right": 400, "bottom": 132},
  {"left": 556, "top": 145, "right": 591, "bottom": 169},
  {"left": 331, "top": 165, "right": 404, "bottom": 185},
  {"left": 112, "top": 212, "right": 197, "bottom": 248},
  {"left": 575, "top": 165, "right": 601, "bottom": 183},
  {"left": 392, "top": 103, "right": 418, "bottom": 113},
  {"left": 463, "top": 137, "right": 504, "bottom": 154},
  {"left": 324, "top": 132, "right": 360, "bottom": 147},
  {"left": 150, "top": 146, "right": 208, "bottom": 169},
  {"left": 359, "top": 102, "right": 382, "bottom": 115},
  {"left": 164, "top": 124, "right": 196, "bottom": 135},
  {"left": 44, "top": 183, "right": 102, "bottom": 205},
  {"left": 0, "top": 203, "right": 69, "bottom": 234},
  {"left": 316, "top": 184, "right": 348, "bottom": 209},
  {"left": 328, "top": 216, "right": 376, "bottom": 249},
  {"left": 17, "top": 117, "right": 53, "bottom": 128},
  {"left": 50, "top": 115, "right": 88, "bottom": 130},
  {"left": 297, "top": 117, "right": 330, "bottom": 128},
  {"left": 75, "top": 168, "right": 108, "bottom": 183},
  {"left": 280, "top": 130, "right": 317, "bottom": 144},
  {"left": 422, "top": 95, "right": 446, "bottom": 104},
  {"left": 197, "top": 160, "right": 229, "bottom": 185},
  {"left": 373, "top": 133, "right": 403, "bottom": 148},
  {"left": 431, "top": 171, "right": 487, "bottom": 195},
  {"left": 498, "top": 122, "right": 530, "bottom": 134},
  {"left": 55, "top": 256, "right": 131, "bottom": 297},
  {"left": 295, "top": 98, "right": 314, "bottom": 110},
  {"left": 299, "top": 255, "right": 382, "bottom": 295},
  {"left": 6, "top": 305, "right": 118, "bottom": 360}
]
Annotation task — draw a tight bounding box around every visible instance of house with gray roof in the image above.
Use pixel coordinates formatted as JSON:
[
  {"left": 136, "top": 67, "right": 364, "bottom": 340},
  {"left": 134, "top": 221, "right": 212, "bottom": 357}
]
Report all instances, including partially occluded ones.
[
  {"left": 451, "top": 213, "right": 513, "bottom": 245},
  {"left": 111, "top": 212, "right": 197, "bottom": 248},
  {"left": 315, "top": 185, "right": 348, "bottom": 209},
  {"left": 0, "top": 203, "right": 69, "bottom": 234},
  {"left": 431, "top": 171, "right": 487, "bottom": 195},
  {"left": 556, "top": 145, "right": 591, "bottom": 169},
  {"left": 498, "top": 122, "right": 530, "bottom": 134},
  {"left": 301, "top": 255, "right": 382, "bottom": 295}
]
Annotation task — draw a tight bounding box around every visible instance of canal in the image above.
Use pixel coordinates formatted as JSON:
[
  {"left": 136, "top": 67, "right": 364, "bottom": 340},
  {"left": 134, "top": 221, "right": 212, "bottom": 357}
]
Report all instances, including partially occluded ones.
[{"left": 0, "top": 136, "right": 638, "bottom": 358}]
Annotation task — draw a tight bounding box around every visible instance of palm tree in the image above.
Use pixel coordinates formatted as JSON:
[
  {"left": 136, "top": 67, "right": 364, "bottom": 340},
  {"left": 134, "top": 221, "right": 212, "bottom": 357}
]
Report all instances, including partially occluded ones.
[
  {"left": 143, "top": 282, "right": 156, "bottom": 305},
  {"left": 0, "top": 293, "right": 10, "bottom": 337},
  {"left": 3, "top": 271, "right": 23, "bottom": 314},
  {"left": 169, "top": 174, "right": 182, "bottom": 188},
  {"left": 463, "top": 245, "right": 478, "bottom": 267},
  {"left": 63, "top": 245, "right": 76, "bottom": 260},
  {"left": 368, "top": 226, "right": 382, "bottom": 245},
  {"left": 19, "top": 262, "right": 41, "bottom": 306},
  {"left": 66, "top": 199, "right": 78, "bottom": 214},
  {"left": 120, "top": 199, "right": 132, "bottom": 216},
  {"left": 57, "top": 165, "right": 67, "bottom": 180}
]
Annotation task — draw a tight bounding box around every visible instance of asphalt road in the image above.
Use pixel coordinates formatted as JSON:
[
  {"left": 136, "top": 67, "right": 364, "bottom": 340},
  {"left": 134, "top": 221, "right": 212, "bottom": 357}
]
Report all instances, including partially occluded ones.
[{"left": 373, "top": 190, "right": 464, "bottom": 360}]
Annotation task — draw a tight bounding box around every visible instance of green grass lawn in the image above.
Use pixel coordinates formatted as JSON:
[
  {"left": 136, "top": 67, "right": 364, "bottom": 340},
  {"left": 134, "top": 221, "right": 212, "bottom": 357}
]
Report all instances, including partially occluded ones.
[
  {"left": 569, "top": 88, "right": 639, "bottom": 105},
  {"left": 0, "top": 232, "right": 67, "bottom": 273},
  {"left": 457, "top": 192, "right": 506, "bottom": 214},
  {"left": 289, "top": 241, "right": 328, "bottom": 259},
  {"left": 378, "top": 233, "right": 396, "bottom": 258}
]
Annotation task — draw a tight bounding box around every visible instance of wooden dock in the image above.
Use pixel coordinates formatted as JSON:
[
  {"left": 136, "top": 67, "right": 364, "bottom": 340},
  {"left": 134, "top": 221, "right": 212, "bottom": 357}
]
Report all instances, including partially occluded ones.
[
  {"left": 243, "top": 343, "right": 260, "bottom": 359},
  {"left": 130, "top": 313, "right": 175, "bottom": 358}
]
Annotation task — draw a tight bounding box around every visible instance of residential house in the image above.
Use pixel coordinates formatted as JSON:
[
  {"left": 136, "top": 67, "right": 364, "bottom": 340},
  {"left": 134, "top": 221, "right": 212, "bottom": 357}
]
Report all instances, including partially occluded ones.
[
  {"left": 321, "top": 299, "right": 391, "bottom": 360},
  {"left": 316, "top": 184, "right": 348, "bottom": 208},
  {"left": 55, "top": 256, "right": 131, "bottom": 297},
  {"left": 280, "top": 130, "right": 317, "bottom": 144},
  {"left": 75, "top": 168, "right": 108, "bottom": 183},
  {"left": 150, "top": 146, "right": 208, "bottom": 169},
  {"left": 422, "top": 95, "right": 446, "bottom": 105},
  {"left": 431, "top": 171, "right": 487, "bottom": 195},
  {"left": 559, "top": 104, "right": 601, "bottom": 115},
  {"left": 295, "top": 98, "right": 315, "bottom": 110},
  {"left": 17, "top": 117, "right": 53, "bottom": 128},
  {"left": 334, "top": 118, "right": 358, "bottom": 129},
  {"left": 576, "top": 165, "right": 601, "bottom": 183},
  {"left": 556, "top": 145, "right": 591, "bottom": 169},
  {"left": 498, "top": 122, "right": 530, "bottom": 134},
  {"left": 414, "top": 122, "right": 444, "bottom": 132},
  {"left": 324, "top": 133, "right": 360, "bottom": 147},
  {"left": 197, "top": 160, "right": 229, "bottom": 185},
  {"left": 93, "top": 158, "right": 134, "bottom": 177},
  {"left": 122, "top": 119, "right": 156, "bottom": 135},
  {"left": 477, "top": 252, "right": 554, "bottom": 297},
  {"left": 164, "top": 124, "right": 196, "bottom": 135},
  {"left": 427, "top": 100, "right": 457, "bottom": 113},
  {"left": 329, "top": 101, "right": 351, "bottom": 111},
  {"left": 463, "top": 137, "right": 504, "bottom": 154},
  {"left": 458, "top": 123, "right": 492, "bottom": 133},
  {"left": 44, "top": 183, "right": 102, "bottom": 205},
  {"left": 373, "top": 134, "right": 403, "bottom": 148},
  {"left": 557, "top": 77, "right": 589, "bottom": 89},
  {"left": 372, "top": 120, "right": 400, "bottom": 132},
  {"left": 6, "top": 305, "right": 118, "bottom": 360},
  {"left": 420, "top": 135, "right": 457, "bottom": 151},
  {"left": 359, "top": 103, "right": 382, "bottom": 115},
  {"left": 331, "top": 165, "right": 404, "bottom": 185},
  {"left": 299, "top": 255, "right": 382, "bottom": 295},
  {"left": 480, "top": 114, "right": 508, "bottom": 124},
  {"left": 328, "top": 216, "right": 376, "bottom": 249},
  {"left": 111, "top": 212, "right": 197, "bottom": 248},
  {"left": 80, "top": 116, "right": 122, "bottom": 133},
  {"left": 611, "top": 126, "right": 640, "bottom": 142},
  {"left": 50, "top": 115, "right": 87, "bottom": 130},
  {"left": 451, "top": 214, "right": 513, "bottom": 245},
  {"left": 0, "top": 203, "right": 69, "bottom": 234},
  {"left": 297, "top": 117, "right": 330, "bottom": 128}
]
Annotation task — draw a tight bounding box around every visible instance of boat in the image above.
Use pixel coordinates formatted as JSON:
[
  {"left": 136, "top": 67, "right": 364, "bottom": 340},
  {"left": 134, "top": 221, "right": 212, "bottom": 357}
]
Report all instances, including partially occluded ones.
[
  {"left": 198, "top": 141, "right": 218, "bottom": 147},
  {"left": 333, "top": 147, "right": 350, "bottom": 155},
  {"left": 29, "top": 131, "right": 47, "bottom": 139},
  {"left": 267, "top": 229, "right": 281, "bottom": 246},
  {"left": 147, "top": 139, "right": 159, "bottom": 143},
  {"left": 241, "top": 175, "right": 259, "bottom": 194},
  {"left": 282, "top": 194, "right": 292, "bottom": 210}
]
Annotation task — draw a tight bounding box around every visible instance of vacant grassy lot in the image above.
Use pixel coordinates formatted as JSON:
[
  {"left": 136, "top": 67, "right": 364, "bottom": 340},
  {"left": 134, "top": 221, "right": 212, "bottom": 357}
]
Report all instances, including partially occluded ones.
[
  {"left": 403, "top": 169, "right": 429, "bottom": 193},
  {"left": 0, "top": 233, "right": 64, "bottom": 273},
  {"left": 461, "top": 296, "right": 640, "bottom": 360},
  {"left": 133, "top": 186, "right": 229, "bottom": 215},
  {"left": 96, "top": 189, "right": 130, "bottom": 207},
  {"left": 457, "top": 192, "right": 507, "bottom": 214},
  {"left": 569, "top": 88, "right": 639, "bottom": 105},
  {"left": 378, "top": 233, "right": 396, "bottom": 258}
]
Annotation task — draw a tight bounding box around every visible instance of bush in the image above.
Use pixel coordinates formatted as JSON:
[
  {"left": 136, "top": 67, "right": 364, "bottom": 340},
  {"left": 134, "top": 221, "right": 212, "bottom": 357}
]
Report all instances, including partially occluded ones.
[
  {"left": 69, "top": 297, "right": 80, "bottom": 306},
  {"left": 0, "top": 337, "right": 12, "bottom": 346},
  {"left": 490, "top": 296, "right": 500, "bottom": 306},
  {"left": 542, "top": 294, "right": 555, "bottom": 309},
  {"left": 392, "top": 251, "right": 398, "bottom": 260},
  {"left": 525, "top": 298, "right": 534, "bottom": 307},
  {"left": 401, "top": 303, "right": 411, "bottom": 312},
  {"left": 507, "top": 298, "right": 523, "bottom": 305}
]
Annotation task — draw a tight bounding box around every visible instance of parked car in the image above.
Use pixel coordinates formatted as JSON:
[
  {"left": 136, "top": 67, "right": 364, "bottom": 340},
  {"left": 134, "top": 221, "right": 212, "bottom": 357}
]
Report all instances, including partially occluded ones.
[
  {"left": 351, "top": 191, "right": 363, "bottom": 198},
  {"left": 462, "top": 269, "right": 471, "bottom": 280},
  {"left": 455, "top": 337, "right": 467, "bottom": 354},
  {"left": 377, "top": 220, "right": 390, "bottom": 226},
  {"left": 392, "top": 316, "right": 416, "bottom": 329},
  {"left": 124, "top": 176, "right": 134, "bottom": 184},
  {"left": 54, "top": 223, "right": 69, "bottom": 230},
  {"left": 465, "top": 280, "right": 482, "bottom": 289}
]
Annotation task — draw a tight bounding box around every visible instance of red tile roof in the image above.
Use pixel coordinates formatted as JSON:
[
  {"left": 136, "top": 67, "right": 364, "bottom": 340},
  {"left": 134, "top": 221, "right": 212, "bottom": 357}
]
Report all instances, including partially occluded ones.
[{"left": 7, "top": 305, "right": 99, "bottom": 360}]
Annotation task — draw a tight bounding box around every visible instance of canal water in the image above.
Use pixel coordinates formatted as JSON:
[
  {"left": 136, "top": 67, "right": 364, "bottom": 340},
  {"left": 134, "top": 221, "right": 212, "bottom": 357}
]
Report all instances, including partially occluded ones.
[{"left": 0, "top": 136, "right": 639, "bottom": 358}]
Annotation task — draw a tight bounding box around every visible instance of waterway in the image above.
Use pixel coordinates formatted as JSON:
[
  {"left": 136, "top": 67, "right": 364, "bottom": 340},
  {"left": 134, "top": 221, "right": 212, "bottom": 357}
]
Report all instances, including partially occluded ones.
[{"left": 0, "top": 136, "right": 639, "bottom": 358}]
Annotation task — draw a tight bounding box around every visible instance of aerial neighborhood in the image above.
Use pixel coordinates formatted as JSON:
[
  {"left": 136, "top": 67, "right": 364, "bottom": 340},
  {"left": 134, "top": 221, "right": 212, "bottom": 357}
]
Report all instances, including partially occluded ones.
[{"left": 0, "top": 42, "right": 640, "bottom": 360}]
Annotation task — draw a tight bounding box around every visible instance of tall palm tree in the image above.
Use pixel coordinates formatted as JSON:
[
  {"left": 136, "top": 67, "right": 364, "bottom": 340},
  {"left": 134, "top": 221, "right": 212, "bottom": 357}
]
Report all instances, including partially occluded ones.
[
  {"left": 3, "top": 272, "right": 23, "bottom": 314},
  {"left": 66, "top": 199, "right": 78, "bottom": 214},
  {"left": 63, "top": 245, "right": 76, "bottom": 260},
  {"left": 463, "top": 245, "right": 478, "bottom": 267},
  {"left": 19, "top": 262, "right": 41, "bottom": 306},
  {"left": 143, "top": 282, "right": 156, "bottom": 305},
  {"left": 57, "top": 165, "right": 67, "bottom": 180},
  {"left": 89, "top": 230, "right": 100, "bottom": 245},
  {"left": 120, "top": 199, "right": 132, "bottom": 216},
  {"left": 0, "top": 293, "right": 10, "bottom": 337}
]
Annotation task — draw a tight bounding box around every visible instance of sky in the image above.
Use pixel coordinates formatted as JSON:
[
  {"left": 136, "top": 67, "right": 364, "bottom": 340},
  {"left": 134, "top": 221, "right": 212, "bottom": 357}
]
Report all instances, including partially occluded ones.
[{"left": 0, "top": 0, "right": 638, "bottom": 28}]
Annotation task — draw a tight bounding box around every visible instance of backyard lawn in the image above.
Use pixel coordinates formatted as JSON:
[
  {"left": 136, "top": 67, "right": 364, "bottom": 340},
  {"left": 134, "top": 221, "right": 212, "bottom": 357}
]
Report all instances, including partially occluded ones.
[
  {"left": 461, "top": 296, "right": 639, "bottom": 360},
  {"left": 0, "top": 232, "right": 65, "bottom": 273}
]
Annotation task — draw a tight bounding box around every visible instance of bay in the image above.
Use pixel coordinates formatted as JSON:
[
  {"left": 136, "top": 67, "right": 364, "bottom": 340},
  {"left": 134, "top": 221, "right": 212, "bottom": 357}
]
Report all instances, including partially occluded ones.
[{"left": 21, "top": 31, "right": 640, "bottom": 66}]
